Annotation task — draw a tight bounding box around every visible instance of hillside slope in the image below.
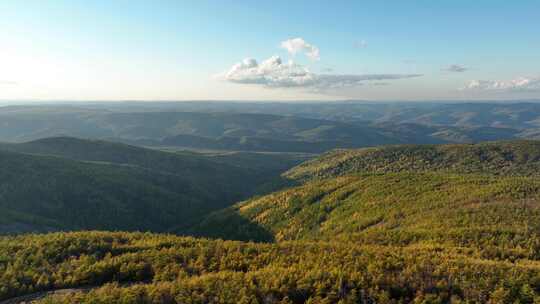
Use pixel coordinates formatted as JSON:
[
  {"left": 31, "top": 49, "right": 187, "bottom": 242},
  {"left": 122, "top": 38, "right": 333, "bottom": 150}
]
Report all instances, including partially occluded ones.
[
  {"left": 190, "top": 172, "right": 540, "bottom": 249},
  {"left": 190, "top": 141, "right": 540, "bottom": 251},
  {"left": 285, "top": 140, "right": 540, "bottom": 181},
  {"left": 2, "top": 231, "right": 540, "bottom": 303},
  {"left": 4, "top": 139, "right": 540, "bottom": 303},
  {"left": 0, "top": 138, "right": 306, "bottom": 234},
  {"left": 0, "top": 137, "right": 299, "bottom": 190},
  {"left": 0, "top": 150, "right": 214, "bottom": 233}
]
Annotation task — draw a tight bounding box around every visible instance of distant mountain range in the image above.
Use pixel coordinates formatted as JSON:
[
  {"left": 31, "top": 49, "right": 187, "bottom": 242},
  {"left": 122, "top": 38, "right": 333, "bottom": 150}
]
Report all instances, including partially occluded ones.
[{"left": 2, "top": 102, "right": 540, "bottom": 152}]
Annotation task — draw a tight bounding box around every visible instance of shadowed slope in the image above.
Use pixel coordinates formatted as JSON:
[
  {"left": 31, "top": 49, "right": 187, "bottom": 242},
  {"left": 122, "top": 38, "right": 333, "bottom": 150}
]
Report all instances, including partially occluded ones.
[{"left": 0, "top": 138, "right": 305, "bottom": 234}]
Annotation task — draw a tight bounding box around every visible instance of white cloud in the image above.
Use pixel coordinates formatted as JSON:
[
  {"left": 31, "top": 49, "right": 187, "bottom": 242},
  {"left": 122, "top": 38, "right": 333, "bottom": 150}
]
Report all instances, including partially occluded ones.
[
  {"left": 280, "top": 38, "right": 320, "bottom": 61},
  {"left": 218, "top": 56, "right": 422, "bottom": 91},
  {"left": 461, "top": 77, "right": 540, "bottom": 91},
  {"left": 443, "top": 64, "right": 468, "bottom": 73},
  {"left": 220, "top": 56, "right": 315, "bottom": 87}
]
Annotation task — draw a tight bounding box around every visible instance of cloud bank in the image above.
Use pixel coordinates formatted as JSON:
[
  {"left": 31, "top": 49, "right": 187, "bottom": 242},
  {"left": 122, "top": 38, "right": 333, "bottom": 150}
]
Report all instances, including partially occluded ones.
[
  {"left": 462, "top": 77, "right": 540, "bottom": 91},
  {"left": 219, "top": 55, "right": 422, "bottom": 91},
  {"left": 280, "top": 38, "right": 320, "bottom": 61}
]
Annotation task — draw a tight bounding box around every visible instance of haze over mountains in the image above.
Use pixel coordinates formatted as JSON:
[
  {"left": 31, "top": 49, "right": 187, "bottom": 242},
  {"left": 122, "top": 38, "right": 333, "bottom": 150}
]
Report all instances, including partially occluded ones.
[{"left": 1, "top": 101, "right": 540, "bottom": 153}]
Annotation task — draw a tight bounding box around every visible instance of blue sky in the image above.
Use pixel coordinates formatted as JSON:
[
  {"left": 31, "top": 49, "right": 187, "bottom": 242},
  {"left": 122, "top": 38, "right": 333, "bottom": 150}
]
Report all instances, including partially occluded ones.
[{"left": 0, "top": 0, "right": 539, "bottom": 101}]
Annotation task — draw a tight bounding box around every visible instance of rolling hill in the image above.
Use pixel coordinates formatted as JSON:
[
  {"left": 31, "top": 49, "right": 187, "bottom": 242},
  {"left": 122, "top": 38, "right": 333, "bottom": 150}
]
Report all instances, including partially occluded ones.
[
  {"left": 285, "top": 140, "right": 540, "bottom": 181},
  {"left": 0, "top": 137, "right": 307, "bottom": 234},
  {"left": 1, "top": 104, "right": 535, "bottom": 153},
  {"left": 3, "top": 140, "right": 540, "bottom": 303},
  {"left": 127, "top": 100, "right": 540, "bottom": 130},
  {"left": 0, "top": 107, "right": 410, "bottom": 151},
  {"left": 189, "top": 172, "right": 540, "bottom": 248},
  {"left": 0, "top": 137, "right": 306, "bottom": 183},
  {"left": 0, "top": 149, "right": 210, "bottom": 233},
  {"left": 189, "top": 141, "right": 540, "bottom": 250}
]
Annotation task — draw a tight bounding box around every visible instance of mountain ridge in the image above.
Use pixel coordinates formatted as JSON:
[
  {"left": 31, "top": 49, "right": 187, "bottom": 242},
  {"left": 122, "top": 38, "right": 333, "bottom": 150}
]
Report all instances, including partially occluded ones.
[
  {"left": 285, "top": 140, "right": 540, "bottom": 181},
  {"left": 0, "top": 137, "right": 305, "bottom": 234}
]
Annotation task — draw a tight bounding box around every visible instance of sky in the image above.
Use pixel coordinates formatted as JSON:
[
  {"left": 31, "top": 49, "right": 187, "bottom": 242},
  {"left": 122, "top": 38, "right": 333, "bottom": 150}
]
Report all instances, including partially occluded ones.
[{"left": 0, "top": 0, "right": 539, "bottom": 101}]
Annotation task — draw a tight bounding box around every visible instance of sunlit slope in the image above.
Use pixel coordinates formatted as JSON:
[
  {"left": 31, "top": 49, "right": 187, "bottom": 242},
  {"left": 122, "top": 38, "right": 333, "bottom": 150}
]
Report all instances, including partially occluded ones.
[
  {"left": 285, "top": 140, "right": 540, "bottom": 181},
  {"left": 2, "top": 231, "right": 540, "bottom": 303},
  {"left": 192, "top": 172, "right": 540, "bottom": 252}
]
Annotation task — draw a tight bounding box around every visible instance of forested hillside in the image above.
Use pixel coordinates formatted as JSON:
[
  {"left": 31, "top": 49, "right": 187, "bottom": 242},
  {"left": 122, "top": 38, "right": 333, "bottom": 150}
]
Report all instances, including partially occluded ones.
[
  {"left": 189, "top": 172, "right": 540, "bottom": 247},
  {"left": 0, "top": 137, "right": 307, "bottom": 186},
  {"left": 0, "top": 138, "right": 306, "bottom": 234},
  {"left": 286, "top": 140, "right": 540, "bottom": 181},
  {"left": 2, "top": 232, "right": 540, "bottom": 303},
  {"left": 3, "top": 140, "right": 540, "bottom": 303},
  {"left": 3, "top": 1, "right": 540, "bottom": 301},
  {"left": 0, "top": 149, "right": 229, "bottom": 233},
  {"left": 189, "top": 141, "right": 540, "bottom": 244}
]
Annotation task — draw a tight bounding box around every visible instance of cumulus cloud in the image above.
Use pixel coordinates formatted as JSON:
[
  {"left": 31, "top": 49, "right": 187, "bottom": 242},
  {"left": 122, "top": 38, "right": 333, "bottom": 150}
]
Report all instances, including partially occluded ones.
[
  {"left": 218, "top": 56, "right": 422, "bottom": 91},
  {"left": 443, "top": 64, "right": 468, "bottom": 73},
  {"left": 461, "top": 77, "right": 540, "bottom": 91},
  {"left": 280, "top": 38, "right": 320, "bottom": 61},
  {"left": 219, "top": 56, "right": 315, "bottom": 87}
]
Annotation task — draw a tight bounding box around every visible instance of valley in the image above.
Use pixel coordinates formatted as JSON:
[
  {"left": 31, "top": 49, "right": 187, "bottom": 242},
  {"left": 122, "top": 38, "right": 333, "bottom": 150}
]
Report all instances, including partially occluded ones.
[
  {"left": 3, "top": 1, "right": 540, "bottom": 302},
  {"left": 3, "top": 103, "right": 540, "bottom": 303}
]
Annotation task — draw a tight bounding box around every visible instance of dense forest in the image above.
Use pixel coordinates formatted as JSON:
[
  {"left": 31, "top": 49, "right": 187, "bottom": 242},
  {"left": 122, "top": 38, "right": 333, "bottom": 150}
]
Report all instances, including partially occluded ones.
[
  {"left": 0, "top": 137, "right": 306, "bottom": 234},
  {"left": 189, "top": 172, "right": 540, "bottom": 248},
  {"left": 286, "top": 140, "right": 540, "bottom": 181},
  {"left": 1, "top": 232, "right": 540, "bottom": 303},
  {"left": 3, "top": 139, "right": 540, "bottom": 303},
  {"left": 2, "top": 1, "right": 540, "bottom": 300}
]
